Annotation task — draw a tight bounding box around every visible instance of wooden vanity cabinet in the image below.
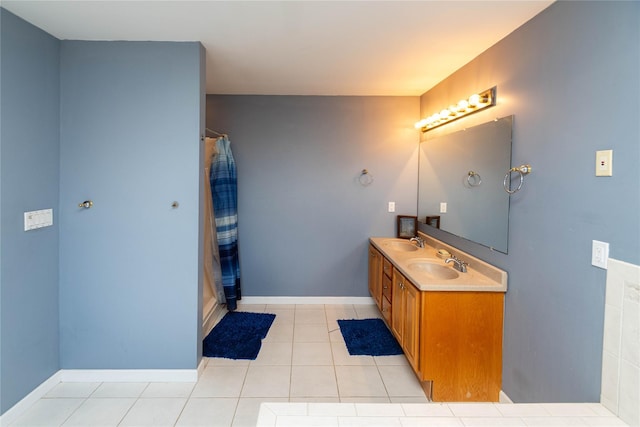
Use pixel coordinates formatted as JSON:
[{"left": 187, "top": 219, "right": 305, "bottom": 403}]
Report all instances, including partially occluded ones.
[
  {"left": 368, "top": 246, "right": 383, "bottom": 309},
  {"left": 368, "top": 243, "right": 504, "bottom": 402},
  {"left": 391, "top": 269, "right": 421, "bottom": 372}
]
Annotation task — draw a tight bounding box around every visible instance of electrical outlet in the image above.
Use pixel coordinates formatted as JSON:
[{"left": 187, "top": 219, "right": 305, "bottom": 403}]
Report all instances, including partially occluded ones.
[
  {"left": 388, "top": 202, "right": 395, "bottom": 212},
  {"left": 440, "top": 202, "right": 447, "bottom": 213},
  {"left": 592, "top": 240, "right": 609, "bottom": 269}
]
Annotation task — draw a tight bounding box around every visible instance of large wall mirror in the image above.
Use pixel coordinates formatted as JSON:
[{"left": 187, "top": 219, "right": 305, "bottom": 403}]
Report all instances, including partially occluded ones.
[{"left": 417, "top": 115, "right": 513, "bottom": 253}]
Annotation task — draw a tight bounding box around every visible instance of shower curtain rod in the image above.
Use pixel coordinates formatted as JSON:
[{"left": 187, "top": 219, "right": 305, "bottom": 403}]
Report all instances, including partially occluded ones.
[{"left": 206, "top": 127, "right": 227, "bottom": 138}]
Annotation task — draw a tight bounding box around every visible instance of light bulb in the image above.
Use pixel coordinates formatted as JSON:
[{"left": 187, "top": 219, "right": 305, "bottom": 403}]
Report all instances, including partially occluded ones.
[
  {"left": 440, "top": 109, "right": 450, "bottom": 120},
  {"left": 468, "top": 94, "right": 480, "bottom": 107},
  {"left": 458, "top": 100, "right": 469, "bottom": 111}
]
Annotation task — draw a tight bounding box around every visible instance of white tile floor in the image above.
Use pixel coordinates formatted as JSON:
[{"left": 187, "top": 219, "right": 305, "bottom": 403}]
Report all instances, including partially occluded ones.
[
  {"left": 7, "top": 304, "right": 631, "bottom": 427},
  {"left": 8, "top": 304, "right": 428, "bottom": 427}
]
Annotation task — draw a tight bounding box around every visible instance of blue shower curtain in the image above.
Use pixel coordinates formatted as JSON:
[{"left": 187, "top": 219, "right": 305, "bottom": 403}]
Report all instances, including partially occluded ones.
[{"left": 210, "top": 136, "right": 241, "bottom": 311}]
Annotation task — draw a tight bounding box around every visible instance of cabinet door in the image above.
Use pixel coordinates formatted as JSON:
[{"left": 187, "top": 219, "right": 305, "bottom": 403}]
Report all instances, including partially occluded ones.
[
  {"left": 403, "top": 281, "right": 421, "bottom": 372},
  {"left": 368, "top": 246, "right": 383, "bottom": 309},
  {"left": 391, "top": 269, "right": 405, "bottom": 343},
  {"left": 420, "top": 291, "right": 504, "bottom": 402}
]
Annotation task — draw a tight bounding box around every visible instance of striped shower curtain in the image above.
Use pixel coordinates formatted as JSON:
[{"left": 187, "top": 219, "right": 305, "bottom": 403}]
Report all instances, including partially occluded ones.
[{"left": 210, "top": 136, "right": 241, "bottom": 311}]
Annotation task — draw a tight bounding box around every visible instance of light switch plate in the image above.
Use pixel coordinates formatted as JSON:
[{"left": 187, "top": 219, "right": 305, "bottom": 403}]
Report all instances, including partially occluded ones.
[
  {"left": 596, "top": 149, "right": 613, "bottom": 177},
  {"left": 388, "top": 202, "right": 395, "bottom": 212},
  {"left": 440, "top": 202, "right": 447, "bottom": 213}
]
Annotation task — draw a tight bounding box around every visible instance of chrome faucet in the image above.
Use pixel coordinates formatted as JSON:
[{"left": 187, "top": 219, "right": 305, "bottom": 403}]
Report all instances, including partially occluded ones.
[
  {"left": 445, "top": 255, "right": 468, "bottom": 273},
  {"left": 409, "top": 236, "right": 425, "bottom": 248}
]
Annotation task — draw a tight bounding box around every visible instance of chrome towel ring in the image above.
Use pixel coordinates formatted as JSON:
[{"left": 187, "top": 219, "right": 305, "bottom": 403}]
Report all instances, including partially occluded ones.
[
  {"left": 503, "top": 164, "right": 532, "bottom": 194},
  {"left": 467, "top": 171, "right": 482, "bottom": 187},
  {"left": 359, "top": 169, "right": 374, "bottom": 186}
]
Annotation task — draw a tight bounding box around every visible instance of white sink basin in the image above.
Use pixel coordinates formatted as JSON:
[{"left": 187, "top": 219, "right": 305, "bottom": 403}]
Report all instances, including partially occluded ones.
[
  {"left": 382, "top": 240, "right": 419, "bottom": 252},
  {"left": 406, "top": 259, "right": 459, "bottom": 280}
]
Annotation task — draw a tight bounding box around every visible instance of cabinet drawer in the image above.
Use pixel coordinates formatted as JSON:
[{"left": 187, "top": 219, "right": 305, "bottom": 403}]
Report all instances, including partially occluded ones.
[
  {"left": 381, "top": 295, "right": 392, "bottom": 324},
  {"left": 382, "top": 274, "right": 392, "bottom": 301},
  {"left": 383, "top": 258, "right": 393, "bottom": 278}
]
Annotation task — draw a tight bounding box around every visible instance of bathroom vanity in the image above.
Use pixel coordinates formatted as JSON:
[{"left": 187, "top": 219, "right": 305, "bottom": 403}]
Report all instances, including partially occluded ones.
[{"left": 369, "top": 233, "right": 507, "bottom": 402}]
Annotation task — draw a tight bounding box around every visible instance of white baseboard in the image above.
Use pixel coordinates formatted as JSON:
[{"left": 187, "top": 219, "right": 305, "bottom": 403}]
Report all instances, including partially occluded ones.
[
  {"left": 240, "top": 296, "right": 375, "bottom": 305},
  {"left": 499, "top": 390, "right": 514, "bottom": 403},
  {"left": 60, "top": 369, "right": 199, "bottom": 383},
  {"left": 0, "top": 370, "right": 62, "bottom": 427}
]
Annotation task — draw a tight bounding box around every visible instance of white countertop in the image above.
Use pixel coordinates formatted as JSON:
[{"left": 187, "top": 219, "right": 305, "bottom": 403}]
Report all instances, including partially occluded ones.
[{"left": 370, "top": 235, "right": 507, "bottom": 292}]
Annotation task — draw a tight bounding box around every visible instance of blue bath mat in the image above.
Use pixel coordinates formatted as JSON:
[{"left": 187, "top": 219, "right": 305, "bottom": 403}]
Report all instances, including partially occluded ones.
[
  {"left": 203, "top": 311, "right": 276, "bottom": 360},
  {"left": 337, "top": 318, "right": 403, "bottom": 356}
]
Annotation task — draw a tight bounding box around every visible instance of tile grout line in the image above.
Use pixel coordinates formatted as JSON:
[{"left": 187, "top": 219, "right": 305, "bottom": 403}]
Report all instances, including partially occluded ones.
[
  {"left": 326, "top": 304, "right": 342, "bottom": 403},
  {"left": 116, "top": 382, "right": 149, "bottom": 427},
  {"left": 227, "top": 396, "right": 242, "bottom": 427},
  {"left": 171, "top": 376, "right": 199, "bottom": 427},
  {"left": 288, "top": 306, "right": 297, "bottom": 402},
  {"left": 54, "top": 384, "right": 96, "bottom": 427}
]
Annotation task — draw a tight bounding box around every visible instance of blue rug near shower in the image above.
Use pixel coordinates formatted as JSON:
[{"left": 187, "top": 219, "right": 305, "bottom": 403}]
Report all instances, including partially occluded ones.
[
  {"left": 338, "top": 318, "right": 403, "bottom": 356},
  {"left": 203, "top": 311, "right": 276, "bottom": 360}
]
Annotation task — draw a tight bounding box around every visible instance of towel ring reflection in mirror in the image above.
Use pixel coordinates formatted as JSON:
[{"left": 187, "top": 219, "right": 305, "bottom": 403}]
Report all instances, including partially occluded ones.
[
  {"left": 503, "top": 164, "right": 532, "bottom": 194},
  {"left": 467, "top": 171, "right": 482, "bottom": 187},
  {"left": 359, "top": 169, "right": 374, "bottom": 186}
]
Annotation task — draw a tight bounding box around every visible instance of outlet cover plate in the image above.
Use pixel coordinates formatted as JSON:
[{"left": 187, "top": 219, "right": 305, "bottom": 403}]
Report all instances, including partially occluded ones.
[
  {"left": 388, "top": 202, "right": 395, "bottom": 212},
  {"left": 592, "top": 240, "right": 609, "bottom": 269}
]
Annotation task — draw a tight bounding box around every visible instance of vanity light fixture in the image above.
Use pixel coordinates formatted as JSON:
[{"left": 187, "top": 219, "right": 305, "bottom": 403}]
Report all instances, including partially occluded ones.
[{"left": 415, "top": 86, "right": 497, "bottom": 133}]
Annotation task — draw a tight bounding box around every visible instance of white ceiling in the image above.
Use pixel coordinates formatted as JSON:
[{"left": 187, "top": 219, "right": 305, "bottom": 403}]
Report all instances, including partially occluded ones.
[{"left": 3, "top": 1, "right": 553, "bottom": 96}]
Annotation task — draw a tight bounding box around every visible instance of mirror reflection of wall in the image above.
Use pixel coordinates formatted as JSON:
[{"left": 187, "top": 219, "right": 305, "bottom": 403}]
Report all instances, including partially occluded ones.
[{"left": 417, "top": 115, "right": 513, "bottom": 253}]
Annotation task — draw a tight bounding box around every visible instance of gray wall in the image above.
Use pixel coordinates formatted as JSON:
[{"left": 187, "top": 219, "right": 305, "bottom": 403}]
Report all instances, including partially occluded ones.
[
  {"left": 0, "top": 9, "right": 61, "bottom": 413},
  {"left": 59, "top": 41, "right": 204, "bottom": 369},
  {"left": 1, "top": 14, "right": 205, "bottom": 414},
  {"left": 207, "top": 96, "right": 419, "bottom": 297},
  {"left": 418, "top": 1, "right": 639, "bottom": 402}
]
